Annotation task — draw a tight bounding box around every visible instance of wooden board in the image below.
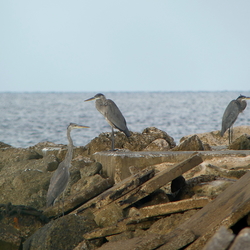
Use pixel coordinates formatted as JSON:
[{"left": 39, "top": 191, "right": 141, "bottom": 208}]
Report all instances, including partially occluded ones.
[
  {"left": 96, "top": 170, "right": 250, "bottom": 250},
  {"left": 72, "top": 167, "right": 155, "bottom": 215},
  {"left": 117, "top": 153, "right": 203, "bottom": 209}
]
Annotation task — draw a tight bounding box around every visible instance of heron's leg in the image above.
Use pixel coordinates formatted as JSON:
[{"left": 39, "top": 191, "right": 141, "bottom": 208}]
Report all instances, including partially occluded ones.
[
  {"left": 228, "top": 128, "right": 231, "bottom": 144},
  {"left": 231, "top": 126, "right": 233, "bottom": 144},
  {"left": 111, "top": 127, "right": 115, "bottom": 151},
  {"left": 62, "top": 192, "right": 65, "bottom": 216}
]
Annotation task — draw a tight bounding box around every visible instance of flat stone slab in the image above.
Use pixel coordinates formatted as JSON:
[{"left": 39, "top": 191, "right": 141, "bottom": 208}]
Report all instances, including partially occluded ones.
[{"left": 93, "top": 150, "right": 250, "bottom": 182}]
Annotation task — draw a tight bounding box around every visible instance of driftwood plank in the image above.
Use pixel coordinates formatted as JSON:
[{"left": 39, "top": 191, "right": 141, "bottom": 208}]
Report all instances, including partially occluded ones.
[
  {"left": 162, "top": 171, "right": 250, "bottom": 249},
  {"left": 117, "top": 153, "right": 203, "bottom": 209},
  {"left": 128, "top": 197, "right": 210, "bottom": 222},
  {"left": 73, "top": 167, "right": 155, "bottom": 215},
  {"left": 83, "top": 197, "right": 208, "bottom": 241},
  {"left": 93, "top": 170, "right": 250, "bottom": 250}
]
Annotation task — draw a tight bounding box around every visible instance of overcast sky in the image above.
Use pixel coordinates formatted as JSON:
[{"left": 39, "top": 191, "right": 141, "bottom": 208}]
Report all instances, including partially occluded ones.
[{"left": 1, "top": 1, "right": 250, "bottom": 92}]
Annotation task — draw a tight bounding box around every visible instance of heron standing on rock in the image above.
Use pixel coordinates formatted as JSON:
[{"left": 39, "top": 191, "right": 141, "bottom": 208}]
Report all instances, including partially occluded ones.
[
  {"left": 84, "top": 93, "right": 130, "bottom": 151},
  {"left": 221, "top": 95, "right": 250, "bottom": 144},
  {"left": 46, "top": 123, "right": 89, "bottom": 208}
]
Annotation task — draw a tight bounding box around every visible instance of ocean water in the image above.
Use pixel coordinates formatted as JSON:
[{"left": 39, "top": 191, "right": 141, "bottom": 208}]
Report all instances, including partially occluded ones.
[{"left": 1, "top": 91, "right": 250, "bottom": 148}]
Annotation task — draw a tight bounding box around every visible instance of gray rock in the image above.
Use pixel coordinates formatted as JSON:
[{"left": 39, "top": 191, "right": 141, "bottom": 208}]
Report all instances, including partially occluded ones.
[
  {"left": 0, "top": 222, "right": 22, "bottom": 249},
  {"left": 0, "top": 141, "right": 12, "bottom": 148},
  {"left": 229, "top": 134, "right": 250, "bottom": 150},
  {"left": 23, "top": 214, "right": 98, "bottom": 250},
  {"left": 85, "top": 127, "right": 176, "bottom": 154},
  {"left": 80, "top": 162, "right": 102, "bottom": 177},
  {"left": 172, "top": 135, "right": 205, "bottom": 151}
]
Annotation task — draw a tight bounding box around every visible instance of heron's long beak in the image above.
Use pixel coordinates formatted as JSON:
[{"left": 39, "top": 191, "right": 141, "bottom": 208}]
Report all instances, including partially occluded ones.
[
  {"left": 84, "top": 97, "right": 96, "bottom": 102},
  {"left": 76, "top": 125, "right": 90, "bottom": 129}
]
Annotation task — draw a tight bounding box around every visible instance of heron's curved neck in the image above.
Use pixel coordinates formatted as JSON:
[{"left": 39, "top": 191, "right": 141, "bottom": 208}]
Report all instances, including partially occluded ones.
[
  {"left": 237, "top": 99, "right": 247, "bottom": 112},
  {"left": 65, "top": 129, "right": 74, "bottom": 166}
]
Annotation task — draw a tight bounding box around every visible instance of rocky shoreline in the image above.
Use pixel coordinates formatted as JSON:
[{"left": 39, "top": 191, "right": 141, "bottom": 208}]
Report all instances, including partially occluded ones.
[{"left": 1, "top": 125, "right": 250, "bottom": 250}]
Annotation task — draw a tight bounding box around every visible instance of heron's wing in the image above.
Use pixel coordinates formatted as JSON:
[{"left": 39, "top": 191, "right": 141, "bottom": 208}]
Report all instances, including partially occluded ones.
[
  {"left": 46, "top": 161, "right": 69, "bottom": 207},
  {"left": 221, "top": 100, "right": 240, "bottom": 136},
  {"left": 104, "top": 100, "right": 130, "bottom": 136}
]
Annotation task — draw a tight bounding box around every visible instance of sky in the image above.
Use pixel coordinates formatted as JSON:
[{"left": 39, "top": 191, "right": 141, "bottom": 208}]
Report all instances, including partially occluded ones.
[{"left": 1, "top": 1, "right": 250, "bottom": 92}]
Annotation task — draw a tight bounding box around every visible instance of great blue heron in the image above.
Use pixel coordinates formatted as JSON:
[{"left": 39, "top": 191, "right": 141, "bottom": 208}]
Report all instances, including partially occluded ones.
[
  {"left": 84, "top": 93, "right": 130, "bottom": 151},
  {"left": 46, "top": 123, "right": 89, "bottom": 208},
  {"left": 221, "top": 95, "right": 250, "bottom": 144}
]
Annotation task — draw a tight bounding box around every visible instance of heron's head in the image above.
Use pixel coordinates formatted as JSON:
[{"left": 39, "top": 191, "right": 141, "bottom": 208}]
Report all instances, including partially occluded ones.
[
  {"left": 84, "top": 93, "right": 105, "bottom": 102},
  {"left": 68, "top": 123, "right": 90, "bottom": 131},
  {"left": 237, "top": 95, "right": 250, "bottom": 101}
]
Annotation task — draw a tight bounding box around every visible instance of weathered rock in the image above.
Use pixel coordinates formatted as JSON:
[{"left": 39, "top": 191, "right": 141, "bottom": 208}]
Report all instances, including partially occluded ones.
[
  {"left": 44, "top": 175, "right": 112, "bottom": 218},
  {"left": 203, "top": 164, "right": 248, "bottom": 180},
  {"left": 142, "top": 127, "right": 176, "bottom": 148},
  {"left": 229, "top": 227, "right": 250, "bottom": 250},
  {"left": 94, "top": 203, "right": 124, "bottom": 227},
  {"left": 33, "top": 141, "right": 62, "bottom": 156},
  {"left": 80, "top": 162, "right": 102, "bottom": 177},
  {"left": 23, "top": 214, "right": 98, "bottom": 250},
  {"left": 85, "top": 127, "right": 176, "bottom": 155},
  {"left": 229, "top": 134, "right": 250, "bottom": 150},
  {"left": 57, "top": 145, "right": 89, "bottom": 162},
  {"left": 0, "top": 141, "right": 12, "bottom": 148},
  {"left": 0, "top": 222, "right": 22, "bottom": 250},
  {"left": 73, "top": 238, "right": 103, "bottom": 250},
  {"left": 144, "top": 138, "right": 171, "bottom": 151},
  {"left": 181, "top": 125, "right": 250, "bottom": 147},
  {"left": 0, "top": 203, "right": 48, "bottom": 250},
  {"left": 181, "top": 154, "right": 250, "bottom": 182},
  {"left": 190, "top": 178, "right": 235, "bottom": 198},
  {"left": 202, "top": 226, "right": 235, "bottom": 250},
  {"left": 43, "top": 154, "right": 59, "bottom": 171},
  {"left": 172, "top": 135, "right": 205, "bottom": 151},
  {"left": 173, "top": 175, "right": 236, "bottom": 200},
  {"left": 1, "top": 169, "right": 49, "bottom": 209},
  {"left": 3, "top": 125, "right": 250, "bottom": 250}
]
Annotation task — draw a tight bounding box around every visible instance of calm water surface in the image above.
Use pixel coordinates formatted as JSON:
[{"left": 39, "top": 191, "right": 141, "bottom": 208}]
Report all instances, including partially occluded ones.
[{"left": 1, "top": 91, "right": 250, "bottom": 148}]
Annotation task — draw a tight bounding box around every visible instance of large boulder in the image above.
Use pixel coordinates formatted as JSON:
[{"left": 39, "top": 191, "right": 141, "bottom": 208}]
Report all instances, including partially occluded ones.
[
  {"left": 85, "top": 127, "right": 176, "bottom": 155},
  {"left": 172, "top": 135, "right": 206, "bottom": 151},
  {"left": 23, "top": 214, "right": 98, "bottom": 250},
  {"left": 0, "top": 203, "right": 48, "bottom": 250},
  {"left": 0, "top": 143, "right": 99, "bottom": 210}
]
